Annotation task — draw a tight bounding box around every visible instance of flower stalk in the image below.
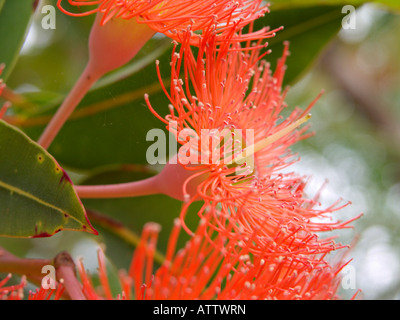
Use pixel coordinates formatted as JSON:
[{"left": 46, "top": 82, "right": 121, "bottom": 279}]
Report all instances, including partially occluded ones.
[
  {"left": 0, "top": 248, "right": 52, "bottom": 287},
  {"left": 38, "top": 12, "right": 155, "bottom": 149},
  {"left": 54, "top": 251, "right": 87, "bottom": 300}
]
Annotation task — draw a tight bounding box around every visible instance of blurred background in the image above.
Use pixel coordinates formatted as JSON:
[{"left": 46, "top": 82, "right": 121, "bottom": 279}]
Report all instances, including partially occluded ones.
[
  {"left": 289, "top": 4, "right": 400, "bottom": 299},
  {"left": 1, "top": 0, "right": 400, "bottom": 299},
  {"left": 287, "top": 4, "right": 400, "bottom": 299}
]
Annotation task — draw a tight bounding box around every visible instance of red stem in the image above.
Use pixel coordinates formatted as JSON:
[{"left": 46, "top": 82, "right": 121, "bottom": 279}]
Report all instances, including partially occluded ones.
[
  {"left": 75, "top": 175, "right": 161, "bottom": 199},
  {"left": 54, "top": 251, "right": 86, "bottom": 300}
]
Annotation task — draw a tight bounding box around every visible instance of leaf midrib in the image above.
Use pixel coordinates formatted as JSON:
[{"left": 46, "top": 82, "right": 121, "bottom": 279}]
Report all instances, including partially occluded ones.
[{"left": 0, "top": 179, "right": 82, "bottom": 225}]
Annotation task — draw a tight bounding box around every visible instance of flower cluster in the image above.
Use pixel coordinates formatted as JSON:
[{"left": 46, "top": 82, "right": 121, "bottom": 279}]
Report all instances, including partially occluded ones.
[
  {"left": 57, "top": 0, "right": 271, "bottom": 44},
  {"left": 38, "top": 0, "right": 274, "bottom": 149},
  {"left": 145, "top": 27, "right": 359, "bottom": 266},
  {"left": 0, "top": 218, "right": 355, "bottom": 300},
  {"left": 0, "top": 1, "right": 360, "bottom": 300},
  {"left": 128, "top": 219, "right": 353, "bottom": 300}
]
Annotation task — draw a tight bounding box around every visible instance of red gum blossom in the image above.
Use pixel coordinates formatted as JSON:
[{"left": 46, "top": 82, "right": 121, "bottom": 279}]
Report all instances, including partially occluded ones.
[
  {"left": 57, "top": 0, "right": 271, "bottom": 45},
  {"left": 145, "top": 27, "right": 359, "bottom": 258}
]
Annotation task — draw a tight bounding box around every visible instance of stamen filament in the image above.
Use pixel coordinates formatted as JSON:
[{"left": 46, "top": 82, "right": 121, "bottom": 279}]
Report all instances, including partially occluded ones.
[{"left": 231, "top": 113, "right": 312, "bottom": 164}]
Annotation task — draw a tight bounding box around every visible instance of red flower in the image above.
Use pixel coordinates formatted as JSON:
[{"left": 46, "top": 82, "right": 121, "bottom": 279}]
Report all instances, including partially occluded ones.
[
  {"left": 145, "top": 29, "right": 360, "bottom": 258},
  {"left": 57, "top": 0, "right": 271, "bottom": 44},
  {"left": 40, "top": 1, "right": 275, "bottom": 149},
  {"left": 1, "top": 215, "right": 358, "bottom": 300},
  {"left": 75, "top": 217, "right": 355, "bottom": 300}
]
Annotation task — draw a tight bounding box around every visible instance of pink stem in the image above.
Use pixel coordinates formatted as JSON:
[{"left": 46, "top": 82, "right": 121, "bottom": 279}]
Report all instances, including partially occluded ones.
[
  {"left": 37, "top": 13, "right": 155, "bottom": 150},
  {"left": 57, "top": 265, "right": 87, "bottom": 300},
  {"left": 37, "top": 63, "right": 101, "bottom": 149},
  {"left": 75, "top": 175, "right": 161, "bottom": 199}
]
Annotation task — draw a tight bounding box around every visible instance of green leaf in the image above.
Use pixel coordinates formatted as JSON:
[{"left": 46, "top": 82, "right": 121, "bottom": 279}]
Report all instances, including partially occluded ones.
[
  {"left": 258, "top": 5, "right": 346, "bottom": 85},
  {"left": 0, "top": 0, "right": 37, "bottom": 80},
  {"left": 0, "top": 119, "right": 97, "bottom": 238}
]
